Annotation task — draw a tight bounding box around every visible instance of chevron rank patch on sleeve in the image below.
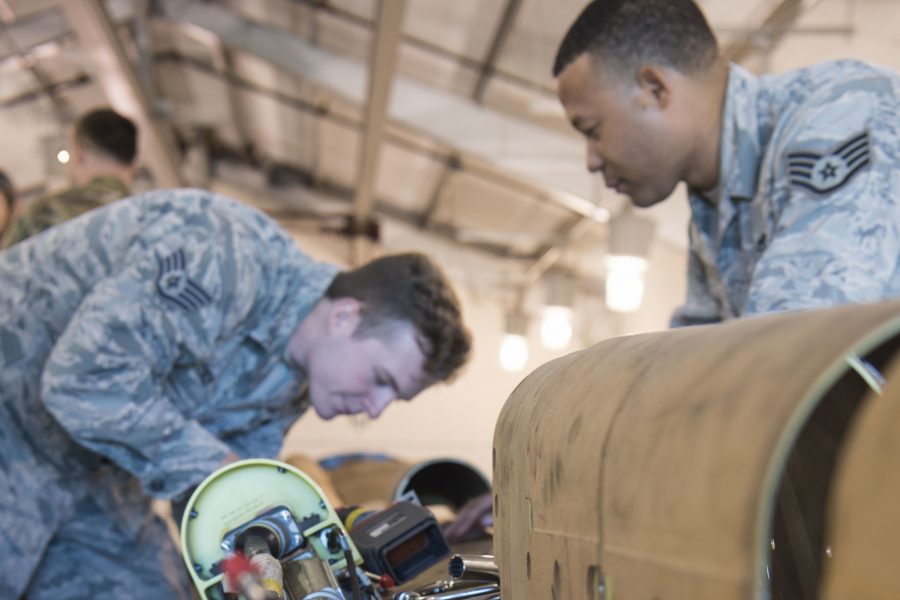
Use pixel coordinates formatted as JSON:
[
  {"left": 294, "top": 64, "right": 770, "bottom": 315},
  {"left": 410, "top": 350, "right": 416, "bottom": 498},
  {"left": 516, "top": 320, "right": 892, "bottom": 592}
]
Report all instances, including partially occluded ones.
[
  {"left": 787, "top": 131, "right": 871, "bottom": 195},
  {"left": 156, "top": 249, "right": 212, "bottom": 311}
]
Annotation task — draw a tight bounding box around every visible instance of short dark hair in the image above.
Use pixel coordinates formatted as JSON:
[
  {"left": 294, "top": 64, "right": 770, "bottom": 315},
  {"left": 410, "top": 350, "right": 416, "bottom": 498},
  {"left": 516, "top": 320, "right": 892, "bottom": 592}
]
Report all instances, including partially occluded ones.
[
  {"left": 74, "top": 108, "right": 138, "bottom": 166},
  {"left": 553, "top": 0, "right": 719, "bottom": 78},
  {"left": 0, "top": 170, "right": 15, "bottom": 214},
  {"left": 326, "top": 253, "right": 471, "bottom": 382}
]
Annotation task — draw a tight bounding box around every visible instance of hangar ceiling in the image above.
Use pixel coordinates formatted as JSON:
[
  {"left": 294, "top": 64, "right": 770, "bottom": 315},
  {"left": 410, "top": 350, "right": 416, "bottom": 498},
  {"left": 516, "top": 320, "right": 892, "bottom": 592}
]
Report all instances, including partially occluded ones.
[{"left": 0, "top": 0, "right": 895, "bottom": 305}]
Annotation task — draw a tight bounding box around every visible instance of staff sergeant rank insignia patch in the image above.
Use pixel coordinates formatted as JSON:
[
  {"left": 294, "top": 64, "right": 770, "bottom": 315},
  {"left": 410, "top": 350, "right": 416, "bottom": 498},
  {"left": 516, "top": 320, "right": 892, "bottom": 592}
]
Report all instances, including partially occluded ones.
[
  {"left": 787, "top": 131, "right": 870, "bottom": 195},
  {"left": 156, "top": 249, "right": 212, "bottom": 311}
]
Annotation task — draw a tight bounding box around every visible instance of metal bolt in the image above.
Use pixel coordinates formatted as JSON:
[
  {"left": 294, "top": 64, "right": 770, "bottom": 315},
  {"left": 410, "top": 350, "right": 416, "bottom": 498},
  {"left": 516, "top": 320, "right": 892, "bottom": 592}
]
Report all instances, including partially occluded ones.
[
  {"left": 221, "top": 540, "right": 232, "bottom": 552},
  {"left": 189, "top": 509, "right": 198, "bottom": 519},
  {"left": 193, "top": 563, "right": 202, "bottom": 574}
]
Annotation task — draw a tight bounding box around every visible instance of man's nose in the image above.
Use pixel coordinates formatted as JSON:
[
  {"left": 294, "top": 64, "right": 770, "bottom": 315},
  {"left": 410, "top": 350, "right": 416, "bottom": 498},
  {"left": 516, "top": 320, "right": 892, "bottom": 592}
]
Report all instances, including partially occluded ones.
[
  {"left": 364, "top": 389, "right": 394, "bottom": 419},
  {"left": 586, "top": 143, "right": 604, "bottom": 173}
]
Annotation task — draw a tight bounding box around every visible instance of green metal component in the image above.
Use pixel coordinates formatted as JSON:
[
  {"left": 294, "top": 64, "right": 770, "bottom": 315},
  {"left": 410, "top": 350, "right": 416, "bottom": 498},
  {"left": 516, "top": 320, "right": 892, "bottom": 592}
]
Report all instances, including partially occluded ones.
[{"left": 180, "top": 458, "right": 362, "bottom": 599}]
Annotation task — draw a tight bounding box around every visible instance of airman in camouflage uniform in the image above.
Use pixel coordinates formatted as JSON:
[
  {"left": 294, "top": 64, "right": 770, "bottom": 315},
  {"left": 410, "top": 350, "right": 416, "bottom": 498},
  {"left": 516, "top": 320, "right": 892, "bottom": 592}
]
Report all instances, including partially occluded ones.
[
  {"left": 0, "top": 189, "right": 471, "bottom": 599},
  {"left": 0, "top": 174, "right": 130, "bottom": 248},
  {"left": 0, "top": 189, "right": 336, "bottom": 599},
  {"left": 1, "top": 107, "right": 139, "bottom": 251},
  {"left": 671, "top": 60, "right": 900, "bottom": 326},
  {"left": 553, "top": 0, "right": 900, "bottom": 327}
]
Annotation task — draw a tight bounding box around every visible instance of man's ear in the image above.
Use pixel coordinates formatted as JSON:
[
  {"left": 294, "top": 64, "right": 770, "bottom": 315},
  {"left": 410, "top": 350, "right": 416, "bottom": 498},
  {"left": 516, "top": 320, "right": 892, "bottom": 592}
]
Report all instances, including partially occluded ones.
[
  {"left": 77, "top": 138, "right": 95, "bottom": 164},
  {"left": 635, "top": 65, "right": 672, "bottom": 109},
  {"left": 327, "top": 297, "right": 363, "bottom": 336}
]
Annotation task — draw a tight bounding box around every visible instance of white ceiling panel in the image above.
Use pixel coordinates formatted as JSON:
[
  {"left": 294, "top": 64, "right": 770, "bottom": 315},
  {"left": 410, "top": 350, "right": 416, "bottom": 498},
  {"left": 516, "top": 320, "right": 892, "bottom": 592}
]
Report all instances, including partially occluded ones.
[
  {"left": 316, "top": 117, "right": 361, "bottom": 187},
  {"left": 224, "top": 0, "right": 315, "bottom": 34},
  {"left": 60, "top": 79, "right": 123, "bottom": 118},
  {"left": 151, "top": 19, "right": 216, "bottom": 63},
  {"left": 3, "top": 0, "right": 62, "bottom": 21},
  {"left": 0, "top": 101, "right": 67, "bottom": 188},
  {"left": 0, "top": 61, "right": 41, "bottom": 99},
  {"left": 318, "top": 89, "right": 363, "bottom": 127},
  {"left": 395, "top": 42, "right": 480, "bottom": 98},
  {"left": 235, "top": 86, "right": 319, "bottom": 167},
  {"left": 404, "top": 0, "right": 505, "bottom": 60},
  {"left": 771, "top": 0, "right": 900, "bottom": 72},
  {"left": 479, "top": 75, "right": 569, "bottom": 135},
  {"left": 328, "top": 0, "right": 377, "bottom": 22},
  {"left": 229, "top": 50, "right": 315, "bottom": 100},
  {"left": 434, "top": 170, "right": 573, "bottom": 247},
  {"left": 495, "top": 0, "right": 585, "bottom": 90},
  {"left": 315, "top": 9, "right": 373, "bottom": 63},
  {"left": 155, "top": 61, "right": 206, "bottom": 108},
  {"left": 373, "top": 143, "right": 444, "bottom": 213},
  {"left": 698, "top": 0, "right": 776, "bottom": 44}
]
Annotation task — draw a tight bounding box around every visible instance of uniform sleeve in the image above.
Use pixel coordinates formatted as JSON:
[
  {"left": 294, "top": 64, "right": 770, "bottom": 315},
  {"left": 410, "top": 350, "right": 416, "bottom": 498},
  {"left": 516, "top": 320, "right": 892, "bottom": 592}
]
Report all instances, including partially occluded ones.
[
  {"left": 670, "top": 234, "right": 725, "bottom": 328},
  {"left": 745, "top": 81, "right": 900, "bottom": 315},
  {"left": 39, "top": 238, "right": 254, "bottom": 500},
  {"left": 0, "top": 197, "right": 59, "bottom": 248},
  {"left": 225, "top": 404, "right": 306, "bottom": 459}
]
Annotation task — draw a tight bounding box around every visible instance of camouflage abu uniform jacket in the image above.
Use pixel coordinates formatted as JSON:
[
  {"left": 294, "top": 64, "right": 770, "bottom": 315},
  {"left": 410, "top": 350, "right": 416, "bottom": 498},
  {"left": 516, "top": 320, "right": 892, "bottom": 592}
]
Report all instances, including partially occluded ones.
[
  {"left": 0, "top": 174, "right": 130, "bottom": 248},
  {"left": 0, "top": 189, "right": 338, "bottom": 598},
  {"left": 671, "top": 61, "right": 900, "bottom": 327}
]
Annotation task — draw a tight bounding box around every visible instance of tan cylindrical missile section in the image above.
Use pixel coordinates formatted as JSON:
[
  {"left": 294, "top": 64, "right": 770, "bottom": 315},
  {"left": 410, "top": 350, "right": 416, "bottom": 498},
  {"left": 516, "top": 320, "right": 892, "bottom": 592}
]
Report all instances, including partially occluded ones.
[
  {"left": 822, "top": 353, "right": 900, "bottom": 598},
  {"left": 493, "top": 299, "right": 900, "bottom": 599}
]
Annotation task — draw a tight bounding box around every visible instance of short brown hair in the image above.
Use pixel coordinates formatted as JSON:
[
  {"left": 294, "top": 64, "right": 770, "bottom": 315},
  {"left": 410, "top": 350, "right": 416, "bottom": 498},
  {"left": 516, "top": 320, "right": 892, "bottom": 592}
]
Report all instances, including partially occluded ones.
[
  {"left": 74, "top": 108, "right": 138, "bottom": 166},
  {"left": 326, "top": 253, "right": 471, "bottom": 382}
]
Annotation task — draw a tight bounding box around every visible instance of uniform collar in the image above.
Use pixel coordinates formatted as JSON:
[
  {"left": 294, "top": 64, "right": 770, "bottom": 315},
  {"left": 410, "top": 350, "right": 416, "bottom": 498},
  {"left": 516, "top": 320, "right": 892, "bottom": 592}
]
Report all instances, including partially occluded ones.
[
  {"left": 85, "top": 174, "right": 131, "bottom": 195},
  {"left": 718, "top": 63, "right": 764, "bottom": 202},
  {"left": 247, "top": 259, "right": 339, "bottom": 364}
]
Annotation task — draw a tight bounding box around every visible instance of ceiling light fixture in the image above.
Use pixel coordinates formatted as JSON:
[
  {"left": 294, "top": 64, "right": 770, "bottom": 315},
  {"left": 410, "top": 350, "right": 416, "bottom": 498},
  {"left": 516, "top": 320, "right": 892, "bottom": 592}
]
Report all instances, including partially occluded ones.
[
  {"left": 540, "top": 271, "right": 575, "bottom": 350},
  {"left": 605, "top": 211, "right": 655, "bottom": 313},
  {"left": 499, "top": 310, "right": 529, "bottom": 372}
]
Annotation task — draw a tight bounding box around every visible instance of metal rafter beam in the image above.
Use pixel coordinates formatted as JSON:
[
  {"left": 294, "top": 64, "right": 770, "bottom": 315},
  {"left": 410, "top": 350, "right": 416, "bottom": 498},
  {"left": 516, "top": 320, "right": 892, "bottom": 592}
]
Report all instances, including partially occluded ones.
[
  {"left": 0, "top": 4, "right": 71, "bottom": 63},
  {"left": 418, "top": 154, "right": 460, "bottom": 228},
  {"left": 0, "top": 1, "right": 71, "bottom": 122},
  {"left": 0, "top": 72, "right": 89, "bottom": 108},
  {"left": 159, "top": 1, "right": 608, "bottom": 227},
  {"left": 211, "top": 42, "right": 253, "bottom": 153},
  {"left": 472, "top": 0, "right": 522, "bottom": 103},
  {"left": 294, "top": 0, "right": 554, "bottom": 97},
  {"left": 209, "top": 154, "right": 534, "bottom": 262},
  {"left": 61, "top": 0, "right": 184, "bottom": 187},
  {"left": 352, "top": 0, "right": 406, "bottom": 227},
  {"left": 349, "top": 0, "right": 406, "bottom": 264},
  {"left": 522, "top": 214, "right": 594, "bottom": 290},
  {"left": 146, "top": 50, "right": 609, "bottom": 231}
]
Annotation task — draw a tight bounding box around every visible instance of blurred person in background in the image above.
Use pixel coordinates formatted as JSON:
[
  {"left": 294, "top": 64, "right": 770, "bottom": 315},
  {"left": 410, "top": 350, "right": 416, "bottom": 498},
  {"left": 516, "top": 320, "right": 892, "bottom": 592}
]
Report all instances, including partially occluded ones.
[
  {"left": 0, "top": 107, "right": 138, "bottom": 249},
  {"left": 0, "top": 170, "right": 17, "bottom": 240}
]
